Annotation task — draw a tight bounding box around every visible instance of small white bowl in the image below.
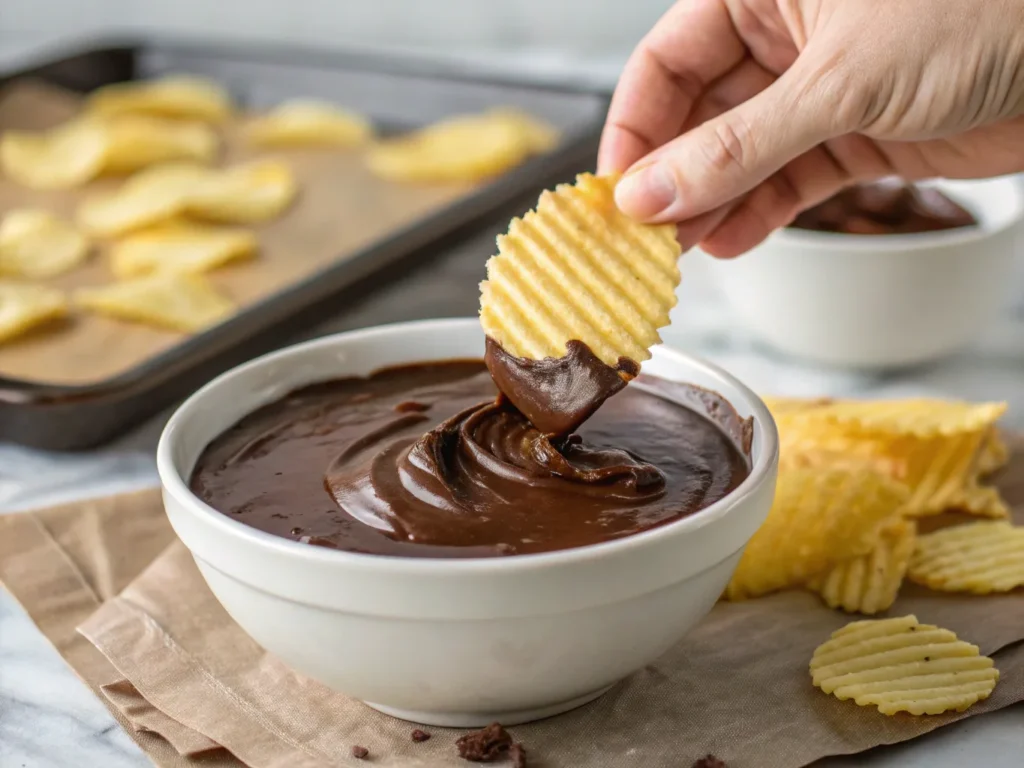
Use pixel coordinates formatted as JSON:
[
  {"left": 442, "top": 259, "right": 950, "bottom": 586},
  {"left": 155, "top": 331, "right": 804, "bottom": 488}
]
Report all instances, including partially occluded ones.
[
  {"left": 157, "top": 318, "right": 778, "bottom": 727},
  {"left": 701, "top": 176, "right": 1024, "bottom": 369}
]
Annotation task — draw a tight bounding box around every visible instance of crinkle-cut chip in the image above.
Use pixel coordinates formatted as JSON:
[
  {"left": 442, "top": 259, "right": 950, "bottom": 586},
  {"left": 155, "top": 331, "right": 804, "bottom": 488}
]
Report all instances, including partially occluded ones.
[
  {"left": 777, "top": 420, "right": 990, "bottom": 518},
  {"left": 810, "top": 614, "right": 998, "bottom": 715},
  {"left": 77, "top": 163, "right": 211, "bottom": 237},
  {"left": 101, "top": 115, "right": 218, "bottom": 174},
  {"left": 0, "top": 281, "right": 68, "bottom": 344},
  {"left": 486, "top": 108, "right": 560, "bottom": 153},
  {"left": 0, "top": 209, "right": 90, "bottom": 278},
  {"left": 978, "top": 429, "right": 1009, "bottom": 476},
  {"left": 724, "top": 467, "right": 908, "bottom": 600},
  {"left": 1, "top": 118, "right": 108, "bottom": 189},
  {"left": 807, "top": 520, "right": 916, "bottom": 615},
  {"left": 245, "top": 99, "right": 373, "bottom": 148},
  {"left": 947, "top": 482, "right": 1010, "bottom": 520},
  {"left": 86, "top": 75, "right": 232, "bottom": 123},
  {"left": 790, "top": 399, "right": 1006, "bottom": 438},
  {"left": 74, "top": 274, "right": 233, "bottom": 332},
  {"left": 109, "top": 221, "right": 256, "bottom": 278},
  {"left": 908, "top": 521, "right": 1024, "bottom": 594},
  {"left": 185, "top": 160, "right": 297, "bottom": 223},
  {"left": 478, "top": 173, "right": 681, "bottom": 368},
  {"left": 367, "top": 111, "right": 540, "bottom": 183}
]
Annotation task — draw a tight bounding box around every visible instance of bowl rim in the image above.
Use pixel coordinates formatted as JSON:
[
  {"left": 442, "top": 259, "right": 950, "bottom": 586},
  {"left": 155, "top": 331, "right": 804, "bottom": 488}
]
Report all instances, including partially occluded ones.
[
  {"left": 765, "top": 175, "right": 1024, "bottom": 253},
  {"left": 157, "top": 317, "right": 779, "bottom": 575}
]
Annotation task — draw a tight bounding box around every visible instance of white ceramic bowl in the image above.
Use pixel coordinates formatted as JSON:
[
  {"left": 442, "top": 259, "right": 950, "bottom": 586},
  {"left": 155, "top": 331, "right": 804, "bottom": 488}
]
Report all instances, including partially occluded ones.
[
  {"left": 701, "top": 176, "right": 1024, "bottom": 369},
  {"left": 157, "top": 318, "right": 778, "bottom": 727}
]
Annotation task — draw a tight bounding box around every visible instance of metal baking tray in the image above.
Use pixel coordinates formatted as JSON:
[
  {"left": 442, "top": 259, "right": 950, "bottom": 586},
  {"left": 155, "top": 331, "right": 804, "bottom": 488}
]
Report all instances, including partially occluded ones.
[{"left": 0, "top": 37, "right": 608, "bottom": 450}]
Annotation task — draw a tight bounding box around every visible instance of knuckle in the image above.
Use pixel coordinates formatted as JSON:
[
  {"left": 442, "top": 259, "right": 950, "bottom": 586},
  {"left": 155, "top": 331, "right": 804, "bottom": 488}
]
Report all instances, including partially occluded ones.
[{"left": 699, "top": 117, "right": 753, "bottom": 175}]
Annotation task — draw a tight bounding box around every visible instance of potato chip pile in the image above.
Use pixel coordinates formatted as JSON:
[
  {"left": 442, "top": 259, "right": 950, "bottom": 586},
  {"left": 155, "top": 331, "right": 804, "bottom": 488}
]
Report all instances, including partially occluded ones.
[
  {"left": 731, "top": 396, "right": 1019, "bottom": 716},
  {"left": 0, "top": 75, "right": 559, "bottom": 343}
]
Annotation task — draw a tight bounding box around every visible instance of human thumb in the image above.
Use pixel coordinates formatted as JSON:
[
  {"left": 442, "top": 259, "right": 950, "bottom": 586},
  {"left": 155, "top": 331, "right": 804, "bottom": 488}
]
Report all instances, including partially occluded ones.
[{"left": 614, "top": 64, "right": 843, "bottom": 223}]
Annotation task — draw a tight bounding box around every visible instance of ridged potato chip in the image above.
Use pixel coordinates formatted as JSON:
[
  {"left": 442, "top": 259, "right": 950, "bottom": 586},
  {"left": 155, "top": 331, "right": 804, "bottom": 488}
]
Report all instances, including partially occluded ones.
[
  {"left": 77, "top": 163, "right": 211, "bottom": 237},
  {"left": 110, "top": 221, "right": 256, "bottom": 278},
  {"left": 75, "top": 273, "right": 233, "bottom": 332},
  {"left": 367, "top": 109, "right": 556, "bottom": 183},
  {"left": 0, "top": 281, "right": 68, "bottom": 344},
  {"left": 87, "top": 75, "right": 232, "bottom": 123},
  {"left": 101, "top": 115, "right": 218, "bottom": 174},
  {"left": 487, "top": 108, "right": 560, "bottom": 153},
  {"left": 0, "top": 209, "right": 90, "bottom": 278},
  {"left": 908, "top": 521, "right": 1024, "bottom": 594},
  {"left": 725, "top": 467, "right": 909, "bottom": 600},
  {"left": 777, "top": 419, "right": 998, "bottom": 518},
  {"left": 185, "top": 160, "right": 297, "bottom": 223},
  {"left": 810, "top": 615, "right": 998, "bottom": 715},
  {"left": 978, "top": 429, "right": 1009, "bottom": 476},
  {"left": 790, "top": 399, "right": 1006, "bottom": 438},
  {"left": 479, "top": 173, "right": 680, "bottom": 368},
  {"left": 1, "top": 118, "right": 108, "bottom": 189},
  {"left": 807, "top": 520, "right": 916, "bottom": 615},
  {"left": 947, "top": 482, "right": 1010, "bottom": 520},
  {"left": 245, "top": 99, "right": 373, "bottom": 148}
]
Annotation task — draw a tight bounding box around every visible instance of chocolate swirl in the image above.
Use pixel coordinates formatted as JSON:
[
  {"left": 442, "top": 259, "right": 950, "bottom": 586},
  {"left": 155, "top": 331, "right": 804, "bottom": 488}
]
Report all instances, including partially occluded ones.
[{"left": 191, "top": 363, "right": 750, "bottom": 558}]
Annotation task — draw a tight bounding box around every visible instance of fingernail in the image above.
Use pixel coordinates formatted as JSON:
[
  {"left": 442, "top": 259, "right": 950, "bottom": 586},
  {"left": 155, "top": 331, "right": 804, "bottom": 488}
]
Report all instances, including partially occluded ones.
[{"left": 615, "top": 164, "right": 678, "bottom": 220}]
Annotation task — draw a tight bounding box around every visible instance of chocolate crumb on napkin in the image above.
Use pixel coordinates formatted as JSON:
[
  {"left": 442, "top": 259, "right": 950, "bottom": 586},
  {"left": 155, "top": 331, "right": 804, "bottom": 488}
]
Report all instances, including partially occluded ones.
[{"left": 2, "top": 445, "right": 1024, "bottom": 767}]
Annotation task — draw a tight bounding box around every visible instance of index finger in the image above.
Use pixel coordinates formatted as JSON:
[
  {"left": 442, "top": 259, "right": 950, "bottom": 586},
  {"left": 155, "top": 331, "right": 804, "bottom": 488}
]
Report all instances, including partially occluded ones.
[{"left": 598, "top": 0, "right": 746, "bottom": 174}]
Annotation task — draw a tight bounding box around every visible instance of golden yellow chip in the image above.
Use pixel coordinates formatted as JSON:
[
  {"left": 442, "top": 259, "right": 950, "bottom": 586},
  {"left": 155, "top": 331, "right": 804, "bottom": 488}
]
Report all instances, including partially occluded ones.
[
  {"left": 0, "top": 209, "right": 90, "bottom": 278},
  {"left": 947, "top": 482, "right": 1010, "bottom": 520},
  {"left": 777, "top": 418, "right": 993, "bottom": 518},
  {"left": 978, "top": 429, "right": 1009, "bottom": 476},
  {"left": 87, "top": 75, "right": 232, "bottom": 123},
  {"left": 807, "top": 520, "right": 916, "bottom": 615},
  {"left": 74, "top": 274, "right": 233, "bottom": 332},
  {"left": 185, "top": 160, "right": 297, "bottom": 223},
  {"left": 908, "top": 521, "right": 1024, "bottom": 594},
  {"left": 110, "top": 221, "right": 256, "bottom": 278},
  {"left": 725, "top": 467, "right": 908, "bottom": 600},
  {"left": 486, "top": 108, "right": 560, "bottom": 153},
  {"left": 479, "top": 173, "right": 680, "bottom": 368},
  {"left": 1, "top": 118, "right": 108, "bottom": 190},
  {"left": 790, "top": 399, "right": 1006, "bottom": 438},
  {"left": 0, "top": 281, "right": 68, "bottom": 344},
  {"left": 810, "top": 615, "right": 998, "bottom": 715},
  {"left": 77, "top": 163, "right": 211, "bottom": 237},
  {"left": 762, "top": 395, "right": 833, "bottom": 416},
  {"left": 367, "top": 110, "right": 544, "bottom": 183},
  {"left": 101, "top": 115, "right": 218, "bottom": 174},
  {"left": 245, "top": 99, "right": 373, "bottom": 148}
]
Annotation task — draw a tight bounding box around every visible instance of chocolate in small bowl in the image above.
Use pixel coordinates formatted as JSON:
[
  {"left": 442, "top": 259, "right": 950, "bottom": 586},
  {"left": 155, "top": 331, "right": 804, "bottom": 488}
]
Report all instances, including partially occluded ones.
[
  {"left": 789, "top": 180, "right": 977, "bottom": 235},
  {"left": 190, "top": 353, "right": 751, "bottom": 559},
  {"left": 158, "top": 318, "right": 778, "bottom": 727}
]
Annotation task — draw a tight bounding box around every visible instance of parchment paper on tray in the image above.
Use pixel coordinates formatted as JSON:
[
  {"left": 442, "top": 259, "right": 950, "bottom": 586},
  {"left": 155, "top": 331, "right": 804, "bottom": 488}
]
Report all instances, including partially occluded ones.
[
  {"left": 0, "top": 80, "right": 472, "bottom": 386},
  {"left": 0, "top": 448, "right": 1022, "bottom": 767}
]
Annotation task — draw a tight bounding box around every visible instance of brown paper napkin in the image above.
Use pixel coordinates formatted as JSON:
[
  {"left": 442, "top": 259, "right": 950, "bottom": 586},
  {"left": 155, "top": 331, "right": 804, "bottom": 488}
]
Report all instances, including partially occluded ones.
[{"left": 3, "top": 450, "right": 1024, "bottom": 767}]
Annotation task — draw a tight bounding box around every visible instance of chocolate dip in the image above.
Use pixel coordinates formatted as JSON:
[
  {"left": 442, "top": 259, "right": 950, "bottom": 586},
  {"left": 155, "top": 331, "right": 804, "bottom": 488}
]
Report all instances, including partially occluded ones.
[
  {"left": 191, "top": 361, "right": 750, "bottom": 558},
  {"left": 790, "top": 180, "right": 977, "bottom": 235},
  {"left": 484, "top": 337, "right": 639, "bottom": 436}
]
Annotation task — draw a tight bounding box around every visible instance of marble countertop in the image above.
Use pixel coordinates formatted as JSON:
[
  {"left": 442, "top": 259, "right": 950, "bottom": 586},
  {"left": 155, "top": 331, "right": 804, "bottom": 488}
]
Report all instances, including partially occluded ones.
[{"left": 1, "top": 34, "right": 1023, "bottom": 768}]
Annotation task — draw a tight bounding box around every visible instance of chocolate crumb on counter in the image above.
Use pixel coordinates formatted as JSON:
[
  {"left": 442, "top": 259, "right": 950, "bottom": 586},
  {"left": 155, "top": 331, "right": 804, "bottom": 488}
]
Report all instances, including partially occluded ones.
[
  {"left": 456, "top": 722, "right": 513, "bottom": 762},
  {"left": 411, "top": 729, "right": 431, "bottom": 743},
  {"left": 351, "top": 745, "right": 369, "bottom": 760},
  {"left": 692, "top": 755, "right": 726, "bottom": 768},
  {"left": 509, "top": 742, "right": 527, "bottom": 768},
  {"left": 395, "top": 400, "right": 431, "bottom": 413}
]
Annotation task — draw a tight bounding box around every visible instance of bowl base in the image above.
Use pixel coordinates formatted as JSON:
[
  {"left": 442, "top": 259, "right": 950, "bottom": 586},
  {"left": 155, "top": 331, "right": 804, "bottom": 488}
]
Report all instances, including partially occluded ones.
[{"left": 363, "top": 683, "right": 616, "bottom": 727}]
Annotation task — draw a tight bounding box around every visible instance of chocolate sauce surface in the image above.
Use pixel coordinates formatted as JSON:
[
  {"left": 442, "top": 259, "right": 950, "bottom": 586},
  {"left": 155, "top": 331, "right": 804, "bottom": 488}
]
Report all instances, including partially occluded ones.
[
  {"left": 484, "top": 337, "right": 638, "bottom": 436},
  {"left": 191, "top": 361, "right": 750, "bottom": 558},
  {"left": 790, "top": 180, "right": 977, "bottom": 235}
]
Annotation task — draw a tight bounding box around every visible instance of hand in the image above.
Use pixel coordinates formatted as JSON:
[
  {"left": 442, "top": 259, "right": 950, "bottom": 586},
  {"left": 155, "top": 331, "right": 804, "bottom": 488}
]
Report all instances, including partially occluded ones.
[{"left": 599, "top": 0, "right": 1024, "bottom": 257}]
